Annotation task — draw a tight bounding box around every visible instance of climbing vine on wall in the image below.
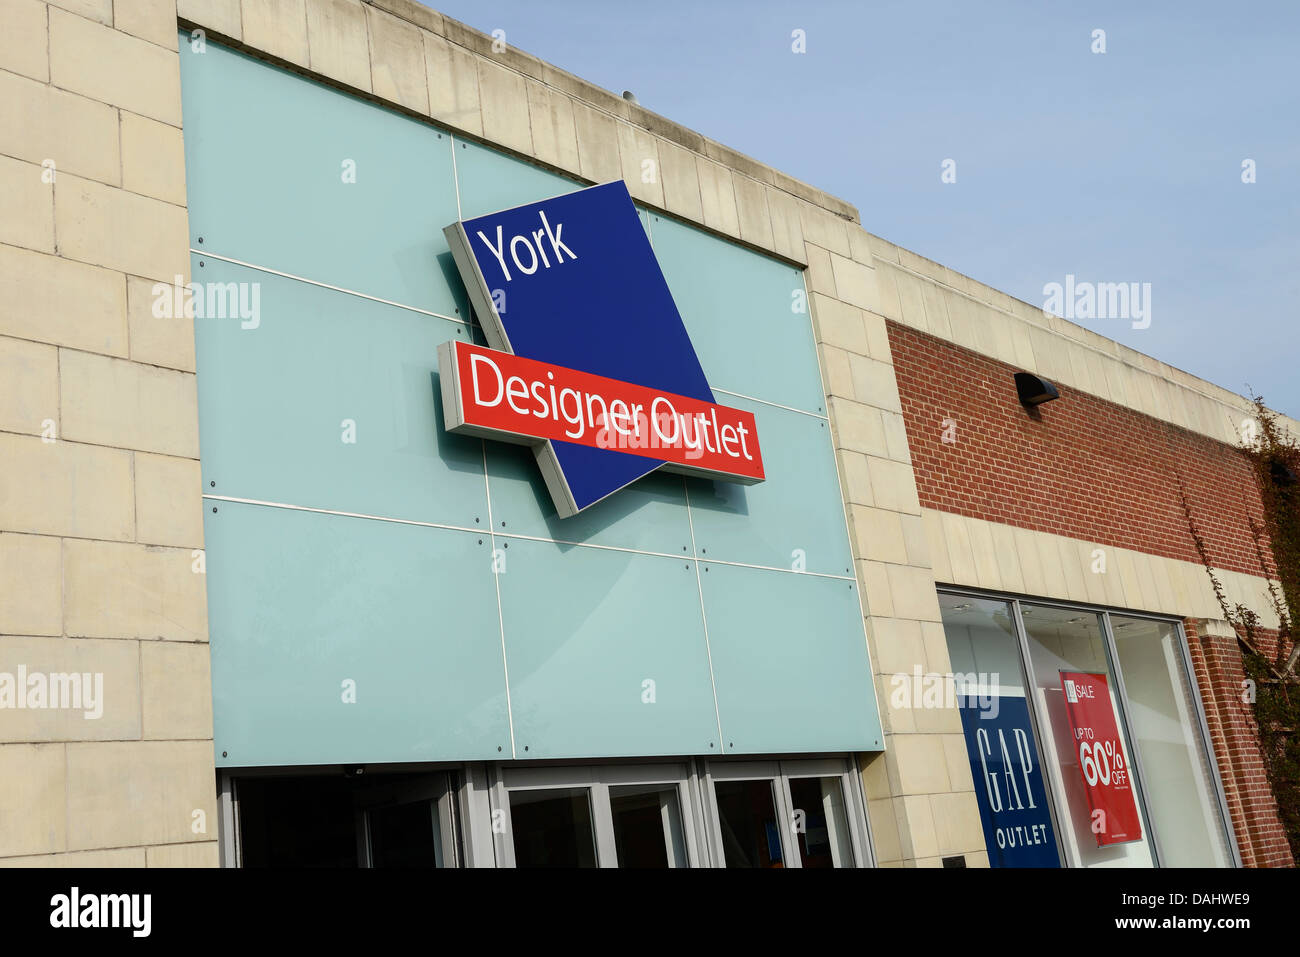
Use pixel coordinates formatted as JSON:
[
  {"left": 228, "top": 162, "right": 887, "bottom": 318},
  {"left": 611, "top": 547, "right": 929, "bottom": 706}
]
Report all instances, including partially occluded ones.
[{"left": 1183, "top": 396, "right": 1299, "bottom": 862}]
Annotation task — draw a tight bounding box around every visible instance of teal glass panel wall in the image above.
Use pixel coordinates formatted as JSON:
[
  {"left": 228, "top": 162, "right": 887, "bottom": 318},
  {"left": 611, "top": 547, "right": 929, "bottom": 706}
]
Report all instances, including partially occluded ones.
[
  {"left": 205, "top": 501, "right": 510, "bottom": 765},
  {"left": 181, "top": 38, "right": 882, "bottom": 767},
  {"left": 192, "top": 256, "right": 487, "bottom": 526},
  {"left": 496, "top": 539, "right": 720, "bottom": 758}
]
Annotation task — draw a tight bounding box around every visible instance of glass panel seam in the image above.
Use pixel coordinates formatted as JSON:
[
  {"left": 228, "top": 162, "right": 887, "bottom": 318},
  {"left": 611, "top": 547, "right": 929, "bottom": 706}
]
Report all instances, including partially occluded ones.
[
  {"left": 200, "top": 494, "right": 859, "bottom": 580},
  {"left": 683, "top": 480, "right": 727, "bottom": 750},
  {"left": 187, "top": 248, "right": 467, "bottom": 323}
]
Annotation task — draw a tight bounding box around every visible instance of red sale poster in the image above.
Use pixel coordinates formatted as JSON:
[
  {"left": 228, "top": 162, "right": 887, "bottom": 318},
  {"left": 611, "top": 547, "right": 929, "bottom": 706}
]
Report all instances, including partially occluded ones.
[{"left": 1059, "top": 672, "right": 1142, "bottom": 846}]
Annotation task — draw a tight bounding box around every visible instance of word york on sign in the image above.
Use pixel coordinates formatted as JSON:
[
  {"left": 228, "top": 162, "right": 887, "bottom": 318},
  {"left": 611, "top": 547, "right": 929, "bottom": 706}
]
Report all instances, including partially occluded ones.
[{"left": 474, "top": 210, "right": 576, "bottom": 282}]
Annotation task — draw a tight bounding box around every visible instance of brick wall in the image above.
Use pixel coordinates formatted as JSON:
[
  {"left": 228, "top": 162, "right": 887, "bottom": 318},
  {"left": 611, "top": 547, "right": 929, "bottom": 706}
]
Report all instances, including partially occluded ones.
[
  {"left": 1186, "top": 621, "right": 1294, "bottom": 867},
  {"left": 888, "top": 319, "right": 1270, "bottom": 580}
]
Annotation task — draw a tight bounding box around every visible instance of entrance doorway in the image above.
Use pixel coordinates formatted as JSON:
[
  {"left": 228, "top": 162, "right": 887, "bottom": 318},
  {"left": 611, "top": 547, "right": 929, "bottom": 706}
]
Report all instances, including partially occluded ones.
[{"left": 231, "top": 770, "right": 460, "bottom": 867}]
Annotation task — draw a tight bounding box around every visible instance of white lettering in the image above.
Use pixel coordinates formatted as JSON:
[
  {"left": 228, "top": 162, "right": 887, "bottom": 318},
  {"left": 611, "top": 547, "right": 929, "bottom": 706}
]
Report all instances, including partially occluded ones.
[
  {"left": 476, "top": 225, "right": 511, "bottom": 281},
  {"left": 509, "top": 235, "right": 538, "bottom": 275},
  {"left": 539, "top": 210, "right": 576, "bottom": 263},
  {"left": 469, "top": 353, "right": 504, "bottom": 407}
]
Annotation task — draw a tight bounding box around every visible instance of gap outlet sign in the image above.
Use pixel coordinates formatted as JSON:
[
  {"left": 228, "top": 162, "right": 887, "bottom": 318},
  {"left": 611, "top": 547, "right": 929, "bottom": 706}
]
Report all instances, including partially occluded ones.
[
  {"left": 440, "top": 181, "right": 765, "bottom": 517},
  {"left": 957, "top": 693, "right": 1060, "bottom": 867}
]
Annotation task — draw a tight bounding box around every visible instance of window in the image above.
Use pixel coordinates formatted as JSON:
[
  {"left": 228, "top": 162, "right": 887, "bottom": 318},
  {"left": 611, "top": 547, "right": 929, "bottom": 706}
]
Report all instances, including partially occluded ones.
[
  {"left": 508, "top": 787, "right": 598, "bottom": 868},
  {"left": 487, "top": 758, "right": 870, "bottom": 867},
  {"left": 714, "top": 778, "right": 785, "bottom": 868},
  {"left": 940, "top": 595, "right": 1060, "bottom": 867},
  {"left": 491, "top": 763, "right": 701, "bottom": 867},
  {"left": 609, "top": 784, "right": 688, "bottom": 867},
  {"left": 357, "top": 775, "right": 455, "bottom": 868},
  {"left": 788, "top": 775, "right": 855, "bottom": 868},
  {"left": 1020, "top": 603, "right": 1156, "bottom": 867},
  {"left": 221, "top": 757, "right": 872, "bottom": 867},
  {"left": 702, "top": 758, "right": 868, "bottom": 868},
  {"left": 1109, "top": 615, "right": 1233, "bottom": 866},
  {"left": 228, "top": 770, "right": 460, "bottom": 868},
  {"left": 938, "top": 588, "right": 1238, "bottom": 868}
]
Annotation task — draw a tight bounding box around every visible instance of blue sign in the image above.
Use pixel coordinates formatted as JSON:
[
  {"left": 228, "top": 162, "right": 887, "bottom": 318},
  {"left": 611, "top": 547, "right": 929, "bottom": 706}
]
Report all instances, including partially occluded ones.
[
  {"left": 957, "top": 693, "right": 1060, "bottom": 867},
  {"left": 445, "top": 181, "right": 721, "bottom": 517}
]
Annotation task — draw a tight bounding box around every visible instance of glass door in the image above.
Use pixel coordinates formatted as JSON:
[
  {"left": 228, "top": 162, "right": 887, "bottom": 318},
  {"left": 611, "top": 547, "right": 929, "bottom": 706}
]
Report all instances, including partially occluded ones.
[
  {"left": 713, "top": 774, "right": 788, "bottom": 868},
  {"left": 492, "top": 763, "right": 700, "bottom": 867},
  {"left": 506, "top": 786, "right": 599, "bottom": 867},
  {"left": 785, "top": 770, "right": 856, "bottom": 867},
  {"left": 702, "top": 758, "right": 867, "bottom": 867},
  {"left": 354, "top": 773, "right": 458, "bottom": 868},
  {"left": 608, "top": 783, "right": 689, "bottom": 867}
]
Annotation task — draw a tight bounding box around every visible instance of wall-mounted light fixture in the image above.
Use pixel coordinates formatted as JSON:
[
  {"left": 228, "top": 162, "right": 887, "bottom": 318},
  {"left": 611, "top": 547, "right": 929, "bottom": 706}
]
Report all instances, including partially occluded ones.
[{"left": 1014, "top": 372, "right": 1060, "bottom": 406}]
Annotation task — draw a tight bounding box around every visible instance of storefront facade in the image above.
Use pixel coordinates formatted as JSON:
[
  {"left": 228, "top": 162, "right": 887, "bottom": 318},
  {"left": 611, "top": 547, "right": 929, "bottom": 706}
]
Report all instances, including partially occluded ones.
[{"left": 0, "top": 0, "right": 1291, "bottom": 868}]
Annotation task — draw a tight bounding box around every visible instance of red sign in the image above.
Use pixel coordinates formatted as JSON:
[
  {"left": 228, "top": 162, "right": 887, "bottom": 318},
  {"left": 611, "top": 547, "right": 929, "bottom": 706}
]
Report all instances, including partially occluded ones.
[
  {"left": 1059, "top": 672, "right": 1142, "bottom": 846},
  {"left": 437, "top": 340, "right": 765, "bottom": 483}
]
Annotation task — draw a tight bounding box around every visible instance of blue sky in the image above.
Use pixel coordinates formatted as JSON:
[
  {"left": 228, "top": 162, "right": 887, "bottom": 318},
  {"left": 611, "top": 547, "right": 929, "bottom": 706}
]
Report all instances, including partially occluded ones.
[{"left": 429, "top": 0, "right": 1300, "bottom": 417}]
